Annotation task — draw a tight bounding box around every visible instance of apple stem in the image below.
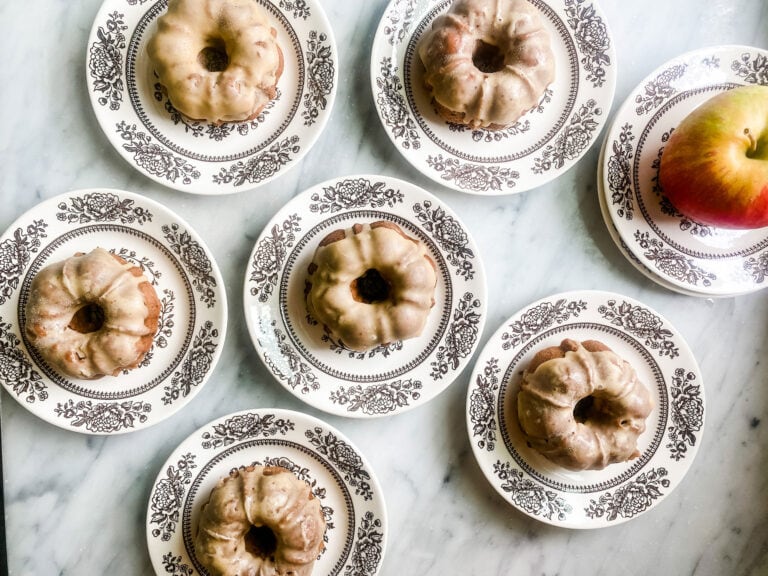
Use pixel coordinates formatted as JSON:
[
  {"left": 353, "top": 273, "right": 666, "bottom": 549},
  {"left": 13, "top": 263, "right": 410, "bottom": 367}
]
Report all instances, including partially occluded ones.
[{"left": 745, "top": 128, "right": 758, "bottom": 156}]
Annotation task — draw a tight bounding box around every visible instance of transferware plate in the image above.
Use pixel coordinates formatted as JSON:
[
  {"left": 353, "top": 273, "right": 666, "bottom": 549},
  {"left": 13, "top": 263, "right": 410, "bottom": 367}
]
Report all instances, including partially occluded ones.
[
  {"left": 599, "top": 45, "right": 768, "bottom": 297},
  {"left": 244, "top": 174, "right": 487, "bottom": 417},
  {"left": 146, "top": 408, "right": 387, "bottom": 576},
  {"left": 371, "top": 0, "right": 616, "bottom": 195},
  {"left": 86, "top": 0, "right": 337, "bottom": 194},
  {"left": 0, "top": 188, "right": 227, "bottom": 434},
  {"left": 466, "top": 290, "right": 704, "bottom": 529},
  {"left": 597, "top": 135, "right": 747, "bottom": 298}
]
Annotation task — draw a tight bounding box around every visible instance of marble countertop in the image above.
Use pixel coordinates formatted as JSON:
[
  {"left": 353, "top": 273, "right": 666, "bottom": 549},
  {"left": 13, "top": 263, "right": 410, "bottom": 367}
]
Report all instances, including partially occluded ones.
[{"left": 1, "top": 0, "right": 767, "bottom": 574}]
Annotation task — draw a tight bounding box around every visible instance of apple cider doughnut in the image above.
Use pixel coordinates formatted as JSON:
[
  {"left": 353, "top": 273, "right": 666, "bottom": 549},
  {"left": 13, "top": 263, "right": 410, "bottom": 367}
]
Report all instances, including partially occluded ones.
[
  {"left": 305, "top": 221, "right": 438, "bottom": 351},
  {"left": 517, "top": 339, "right": 654, "bottom": 471},
  {"left": 24, "top": 248, "right": 160, "bottom": 380},
  {"left": 418, "top": 0, "right": 555, "bottom": 129},
  {"left": 147, "top": 0, "right": 284, "bottom": 123},
  {"left": 194, "top": 465, "right": 326, "bottom": 576}
]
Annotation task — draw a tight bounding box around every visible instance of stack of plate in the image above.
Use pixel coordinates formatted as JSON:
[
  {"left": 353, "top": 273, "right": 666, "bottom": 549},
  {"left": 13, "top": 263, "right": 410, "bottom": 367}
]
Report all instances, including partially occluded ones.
[{"left": 598, "top": 45, "right": 768, "bottom": 298}]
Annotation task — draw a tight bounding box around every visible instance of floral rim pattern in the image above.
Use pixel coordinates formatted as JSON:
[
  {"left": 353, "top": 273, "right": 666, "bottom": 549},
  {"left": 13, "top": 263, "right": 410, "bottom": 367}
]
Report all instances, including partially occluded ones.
[
  {"left": 466, "top": 290, "right": 704, "bottom": 529},
  {"left": 371, "top": 0, "right": 616, "bottom": 194},
  {"left": 146, "top": 409, "right": 387, "bottom": 576},
  {"left": 0, "top": 189, "right": 226, "bottom": 434},
  {"left": 244, "top": 175, "right": 487, "bottom": 418},
  {"left": 600, "top": 45, "right": 768, "bottom": 296},
  {"left": 86, "top": 0, "right": 337, "bottom": 194}
]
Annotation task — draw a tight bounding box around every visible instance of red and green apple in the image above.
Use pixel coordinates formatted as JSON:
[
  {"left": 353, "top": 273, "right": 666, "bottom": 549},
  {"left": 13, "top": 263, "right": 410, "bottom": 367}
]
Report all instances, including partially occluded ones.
[{"left": 659, "top": 84, "right": 768, "bottom": 229}]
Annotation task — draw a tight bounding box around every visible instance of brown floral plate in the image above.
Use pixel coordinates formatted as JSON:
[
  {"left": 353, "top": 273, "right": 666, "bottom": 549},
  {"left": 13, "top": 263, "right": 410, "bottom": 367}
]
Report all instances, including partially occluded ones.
[
  {"left": 0, "top": 189, "right": 227, "bottom": 434},
  {"left": 371, "top": 0, "right": 617, "bottom": 195},
  {"left": 598, "top": 45, "right": 768, "bottom": 297},
  {"left": 146, "top": 408, "right": 387, "bottom": 575},
  {"left": 243, "top": 174, "right": 487, "bottom": 417},
  {"left": 466, "top": 290, "right": 704, "bottom": 528},
  {"left": 86, "top": 0, "right": 337, "bottom": 194}
]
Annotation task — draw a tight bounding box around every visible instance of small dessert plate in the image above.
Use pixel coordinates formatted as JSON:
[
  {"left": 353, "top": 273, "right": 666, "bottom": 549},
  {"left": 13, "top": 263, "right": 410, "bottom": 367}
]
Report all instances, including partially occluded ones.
[
  {"left": 466, "top": 290, "right": 704, "bottom": 529},
  {"left": 244, "top": 174, "right": 487, "bottom": 418},
  {"left": 0, "top": 189, "right": 227, "bottom": 434},
  {"left": 146, "top": 408, "right": 387, "bottom": 575},
  {"left": 599, "top": 45, "right": 768, "bottom": 297},
  {"left": 597, "top": 135, "right": 746, "bottom": 298},
  {"left": 86, "top": 0, "right": 337, "bottom": 194},
  {"left": 370, "top": 0, "right": 616, "bottom": 195}
]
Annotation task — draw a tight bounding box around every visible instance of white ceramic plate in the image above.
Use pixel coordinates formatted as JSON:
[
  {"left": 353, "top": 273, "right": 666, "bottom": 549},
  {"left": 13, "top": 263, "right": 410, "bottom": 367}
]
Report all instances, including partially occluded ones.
[
  {"left": 146, "top": 408, "right": 387, "bottom": 575},
  {"left": 244, "top": 174, "right": 487, "bottom": 417},
  {"left": 370, "top": 0, "right": 616, "bottom": 195},
  {"left": 599, "top": 45, "right": 768, "bottom": 297},
  {"left": 86, "top": 0, "right": 337, "bottom": 194},
  {"left": 0, "top": 189, "right": 227, "bottom": 434},
  {"left": 467, "top": 290, "right": 704, "bottom": 529},
  {"left": 597, "top": 134, "right": 744, "bottom": 298}
]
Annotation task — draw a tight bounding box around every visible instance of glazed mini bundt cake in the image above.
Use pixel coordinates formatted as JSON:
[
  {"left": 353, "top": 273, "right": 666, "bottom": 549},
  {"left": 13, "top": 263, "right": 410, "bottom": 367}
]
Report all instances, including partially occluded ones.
[
  {"left": 305, "top": 221, "right": 438, "bottom": 352},
  {"left": 194, "top": 465, "right": 326, "bottom": 576},
  {"left": 24, "top": 248, "right": 160, "bottom": 380},
  {"left": 516, "top": 339, "right": 654, "bottom": 471},
  {"left": 147, "top": 0, "right": 284, "bottom": 123},
  {"left": 418, "top": 0, "right": 555, "bottom": 129}
]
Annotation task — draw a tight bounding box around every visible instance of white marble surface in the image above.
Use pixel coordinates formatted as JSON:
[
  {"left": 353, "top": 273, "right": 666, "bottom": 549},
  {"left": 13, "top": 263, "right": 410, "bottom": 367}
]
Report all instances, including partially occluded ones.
[{"left": 1, "top": 0, "right": 767, "bottom": 574}]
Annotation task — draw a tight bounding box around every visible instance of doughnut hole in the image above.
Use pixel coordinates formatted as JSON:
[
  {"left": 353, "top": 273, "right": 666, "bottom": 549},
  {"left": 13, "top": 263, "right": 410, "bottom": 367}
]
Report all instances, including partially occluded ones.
[
  {"left": 472, "top": 39, "right": 505, "bottom": 73},
  {"left": 198, "top": 39, "right": 229, "bottom": 72},
  {"left": 572, "top": 395, "right": 596, "bottom": 424},
  {"left": 244, "top": 525, "right": 278, "bottom": 560},
  {"left": 68, "top": 302, "right": 106, "bottom": 334},
  {"left": 351, "top": 269, "right": 391, "bottom": 304},
  {"left": 573, "top": 396, "right": 633, "bottom": 428}
]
